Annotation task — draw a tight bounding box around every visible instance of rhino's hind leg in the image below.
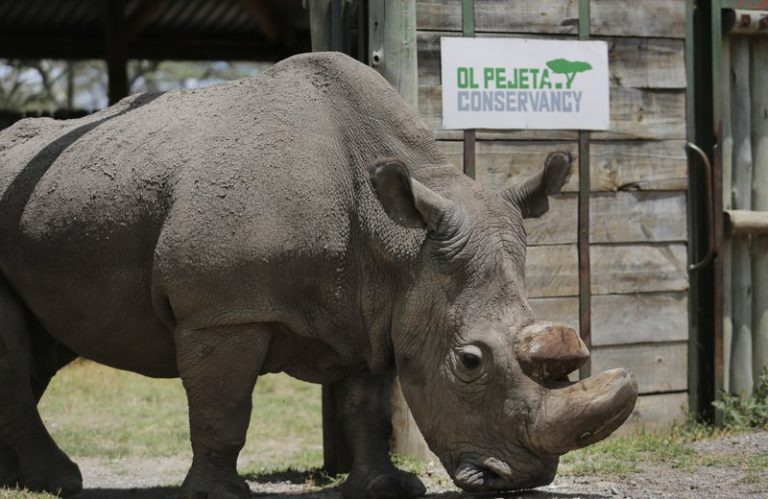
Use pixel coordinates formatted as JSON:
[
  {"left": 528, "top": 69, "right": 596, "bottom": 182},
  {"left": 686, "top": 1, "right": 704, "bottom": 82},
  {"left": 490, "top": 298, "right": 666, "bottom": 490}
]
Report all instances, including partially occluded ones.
[
  {"left": 176, "top": 324, "right": 272, "bottom": 499},
  {"left": 337, "top": 371, "right": 426, "bottom": 499},
  {"left": 0, "top": 278, "right": 81, "bottom": 496},
  {"left": 0, "top": 442, "right": 19, "bottom": 488}
]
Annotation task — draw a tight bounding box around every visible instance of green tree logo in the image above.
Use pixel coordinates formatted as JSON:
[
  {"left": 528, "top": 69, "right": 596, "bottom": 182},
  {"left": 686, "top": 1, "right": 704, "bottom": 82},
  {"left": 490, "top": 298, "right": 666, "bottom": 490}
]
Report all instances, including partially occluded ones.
[{"left": 546, "top": 59, "right": 593, "bottom": 89}]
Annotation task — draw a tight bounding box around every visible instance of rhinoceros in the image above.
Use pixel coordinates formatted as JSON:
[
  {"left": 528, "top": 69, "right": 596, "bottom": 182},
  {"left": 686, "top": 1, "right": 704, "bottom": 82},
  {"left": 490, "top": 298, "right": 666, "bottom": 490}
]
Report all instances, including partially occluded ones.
[{"left": 0, "top": 52, "right": 637, "bottom": 498}]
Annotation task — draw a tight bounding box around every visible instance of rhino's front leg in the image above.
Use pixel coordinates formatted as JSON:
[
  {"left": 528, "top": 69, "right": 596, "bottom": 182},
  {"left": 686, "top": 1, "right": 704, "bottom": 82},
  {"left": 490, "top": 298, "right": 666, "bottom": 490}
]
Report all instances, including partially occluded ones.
[
  {"left": 338, "top": 371, "right": 426, "bottom": 499},
  {"left": 175, "top": 324, "right": 271, "bottom": 499}
]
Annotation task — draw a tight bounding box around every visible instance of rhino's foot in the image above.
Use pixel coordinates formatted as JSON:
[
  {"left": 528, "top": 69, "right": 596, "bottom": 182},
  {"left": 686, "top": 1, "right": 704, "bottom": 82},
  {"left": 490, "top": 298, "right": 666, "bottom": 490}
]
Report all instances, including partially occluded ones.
[
  {"left": 0, "top": 442, "right": 19, "bottom": 489},
  {"left": 19, "top": 447, "right": 82, "bottom": 497},
  {"left": 342, "top": 465, "right": 426, "bottom": 499},
  {"left": 179, "top": 470, "right": 251, "bottom": 499}
]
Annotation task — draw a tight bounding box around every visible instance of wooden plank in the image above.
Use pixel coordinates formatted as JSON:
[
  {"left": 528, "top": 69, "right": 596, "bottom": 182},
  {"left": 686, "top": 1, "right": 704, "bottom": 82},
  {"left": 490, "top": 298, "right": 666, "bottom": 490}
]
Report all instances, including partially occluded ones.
[
  {"left": 436, "top": 140, "right": 687, "bottom": 192},
  {"left": 725, "top": 210, "right": 768, "bottom": 235},
  {"left": 591, "top": 0, "right": 686, "bottom": 38},
  {"left": 370, "top": 0, "right": 418, "bottom": 107},
  {"left": 417, "top": 0, "right": 685, "bottom": 39},
  {"left": 419, "top": 86, "right": 686, "bottom": 141},
  {"left": 730, "top": 36, "right": 754, "bottom": 396},
  {"left": 751, "top": 37, "right": 768, "bottom": 383},
  {"left": 531, "top": 292, "right": 689, "bottom": 346},
  {"left": 526, "top": 243, "right": 688, "bottom": 298},
  {"left": 416, "top": 0, "right": 579, "bottom": 34},
  {"left": 616, "top": 392, "right": 687, "bottom": 433},
  {"left": 591, "top": 140, "right": 688, "bottom": 191},
  {"left": 721, "top": 36, "right": 734, "bottom": 392},
  {"left": 417, "top": 32, "right": 686, "bottom": 89},
  {"left": 591, "top": 342, "right": 688, "bottom": 394},
  {"left": 592, "top": 87, "right": 686, "bottom": 141},
  {"left": 523, "top": 191, "right": 687, "bottom": 246},
  {"left": 368, "top": 0, "right": 433, "bottom": 464},
  {"left": 601, "top": 37, "right": 686, "bottom": 89}
]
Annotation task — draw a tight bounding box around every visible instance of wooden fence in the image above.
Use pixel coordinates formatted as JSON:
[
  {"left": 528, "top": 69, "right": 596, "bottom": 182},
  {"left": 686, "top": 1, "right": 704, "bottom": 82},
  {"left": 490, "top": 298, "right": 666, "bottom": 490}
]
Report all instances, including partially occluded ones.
[
  {"left": 721, "top": 32, "right": 768, "bottom": 396},
  {"left": 415, "top": 0, "right": 690, "bottom": 429}
]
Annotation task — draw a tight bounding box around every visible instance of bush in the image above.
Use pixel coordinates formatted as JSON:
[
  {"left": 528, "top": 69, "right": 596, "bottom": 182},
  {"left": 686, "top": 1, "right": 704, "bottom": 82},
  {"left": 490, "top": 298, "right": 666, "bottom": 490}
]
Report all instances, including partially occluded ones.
[{"left": 713, "top": 367, "right": 768, "bottom": 430}]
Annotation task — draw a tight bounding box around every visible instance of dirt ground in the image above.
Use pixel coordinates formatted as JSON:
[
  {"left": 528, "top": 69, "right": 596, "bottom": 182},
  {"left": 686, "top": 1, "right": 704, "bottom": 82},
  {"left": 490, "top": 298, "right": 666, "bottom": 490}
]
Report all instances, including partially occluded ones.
[{"left": 65, "top": 431, "right": 767, "bottom": 499}]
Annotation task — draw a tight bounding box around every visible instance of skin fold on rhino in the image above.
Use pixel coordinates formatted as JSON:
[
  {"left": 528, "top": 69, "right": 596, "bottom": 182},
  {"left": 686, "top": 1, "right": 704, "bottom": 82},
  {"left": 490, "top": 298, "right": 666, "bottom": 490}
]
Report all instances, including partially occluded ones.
[{"left": 0, "top": 52, "right": 637, "bottom": 499}]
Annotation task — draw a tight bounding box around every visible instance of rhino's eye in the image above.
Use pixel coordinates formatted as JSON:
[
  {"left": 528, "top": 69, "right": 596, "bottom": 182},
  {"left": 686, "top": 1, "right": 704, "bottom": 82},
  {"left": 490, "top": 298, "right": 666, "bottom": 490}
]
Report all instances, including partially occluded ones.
[
  {"left": 461, "top": 351, "right": 481, "bottom": 370},
  {"left": 454, "top": 344, "right": 485, "bottom": 383}
]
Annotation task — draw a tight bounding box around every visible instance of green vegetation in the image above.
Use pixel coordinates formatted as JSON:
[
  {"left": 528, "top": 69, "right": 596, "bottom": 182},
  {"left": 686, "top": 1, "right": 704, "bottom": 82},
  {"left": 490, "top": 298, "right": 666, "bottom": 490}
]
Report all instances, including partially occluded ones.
[
  {"left": 561, "top": 417, "right": 766, "bottom": 490},
  {"left": 560, "top": 419, "right": 718, "bottom": 476},
  {"left": 713, "top": 367, "right": 768, "bottom": 430},
  {"left": 39, "top": 360, "right": 323, "bottom": 470},
  {"left": 0, "top": 59, "right": 265, "bottom": 112},
  {"left": 0, "top": 491, "right": 56, "bottom": 499}
]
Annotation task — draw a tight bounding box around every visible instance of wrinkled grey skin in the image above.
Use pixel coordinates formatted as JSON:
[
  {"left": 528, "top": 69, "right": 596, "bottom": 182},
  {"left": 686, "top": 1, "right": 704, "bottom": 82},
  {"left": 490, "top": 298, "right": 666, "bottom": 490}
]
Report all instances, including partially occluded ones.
[{"left": 0, "top": 52, "right": 637, "bottom": 498}]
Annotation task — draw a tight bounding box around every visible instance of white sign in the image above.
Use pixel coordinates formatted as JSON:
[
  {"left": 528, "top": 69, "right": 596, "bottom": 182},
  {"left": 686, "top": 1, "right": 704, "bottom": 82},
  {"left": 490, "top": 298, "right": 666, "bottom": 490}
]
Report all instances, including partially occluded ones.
[{"left": 440, "top": 37, "right": 610, "bottom": 130}]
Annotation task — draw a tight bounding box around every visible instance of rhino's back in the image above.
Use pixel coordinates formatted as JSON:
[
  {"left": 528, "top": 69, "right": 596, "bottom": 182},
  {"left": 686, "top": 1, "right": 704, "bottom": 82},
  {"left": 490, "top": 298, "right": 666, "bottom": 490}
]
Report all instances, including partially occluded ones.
[{"left": 0, "top": 53, "right": 445, "bottom": 377}]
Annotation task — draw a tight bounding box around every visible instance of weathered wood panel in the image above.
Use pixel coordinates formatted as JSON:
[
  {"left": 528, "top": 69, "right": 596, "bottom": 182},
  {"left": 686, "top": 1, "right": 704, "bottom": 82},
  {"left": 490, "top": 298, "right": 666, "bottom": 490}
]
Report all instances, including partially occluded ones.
[
  {"left": 527, "top": 244, "right": 688, "bottom": 298},
  {"left": 591, "top": 140, "right": 687, "bottom": 191},
  {"left": 530, "top": 292, "right": 689, "bottom": 346},
  {"left": 419, "top": 86, "right": 686, "bottom": 141},
  {"left": 591, "top": 0, "right": 686, "bottom": 39},
  {"left": 436, "top": 140, "right": 687, "bottom": 192},
  {"left": 416, "top": 0, "right": 686, "bottom": 39},
  {"left": 721, "top": 36, "right": 734, "bottom": 392},
  {"left": 617, "top": 392, "right": 687, "bottom": 433},
  {"left": 418, "top": 32, "right": 686, "bottom": 89},
  {"left": 524, "top": 192, "right": 687, "bottom": 245},
  {"left": 593, "top": 88, "right": 686, "bottom": 141},
  {"left": 730, "top": 36, "right": 754, "bottom": 396},
  {"left": 591, "top": 342, "right": 688, "bottom": 394},
  {"left": 602, "top": 37, "right": 686, "bottom": 89},
  {"left": 416, "top": 0, "right": 579, "bottom": 34},
  {"left": 752, "top": 37, "right": 768, "bottom": 383}
]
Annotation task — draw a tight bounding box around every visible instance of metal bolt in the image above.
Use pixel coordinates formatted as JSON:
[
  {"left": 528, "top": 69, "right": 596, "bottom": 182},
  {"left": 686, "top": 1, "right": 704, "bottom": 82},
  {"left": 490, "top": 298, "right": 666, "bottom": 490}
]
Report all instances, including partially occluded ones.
[{"left": 371, "top": 50, "right": 382, "bottom": 67}]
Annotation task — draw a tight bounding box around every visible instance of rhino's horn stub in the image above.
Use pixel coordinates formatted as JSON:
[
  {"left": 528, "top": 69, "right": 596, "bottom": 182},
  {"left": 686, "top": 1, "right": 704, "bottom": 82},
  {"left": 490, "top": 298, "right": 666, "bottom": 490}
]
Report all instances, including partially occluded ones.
[{"left": 516, "top": 322, "right": 589, "bottom": 380}]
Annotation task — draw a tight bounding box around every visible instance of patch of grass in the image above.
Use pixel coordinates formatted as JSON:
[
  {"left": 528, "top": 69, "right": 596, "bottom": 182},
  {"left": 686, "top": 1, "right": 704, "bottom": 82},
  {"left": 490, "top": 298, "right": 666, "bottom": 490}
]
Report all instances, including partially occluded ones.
[
  {"left": 0, "top": 490, "right": 56, "bottom": 499},
  {"left": 39, "top": 360, "right": 323, "bottom": 471},
  {"left": 560, "top": 417, "right": 730, "bottom": 477},
  {"left": 740, "top": 453, "right": 768, "bottom": 486},
  {"left": 392, "top": 453, "right": 429, "bottom": 475}
]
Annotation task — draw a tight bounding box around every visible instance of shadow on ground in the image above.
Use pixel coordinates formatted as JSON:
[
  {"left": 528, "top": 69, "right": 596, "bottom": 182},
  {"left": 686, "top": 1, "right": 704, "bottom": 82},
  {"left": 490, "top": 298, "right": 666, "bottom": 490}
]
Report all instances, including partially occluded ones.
[
  {"left": 72, "top": 485, "right": 608, "bottom": 499},
  {"left": 69, "top": 468, "right": 609, "bottom": 499},
  {"left": 75, "top": 488, "right": 178, "bottom": 499}
]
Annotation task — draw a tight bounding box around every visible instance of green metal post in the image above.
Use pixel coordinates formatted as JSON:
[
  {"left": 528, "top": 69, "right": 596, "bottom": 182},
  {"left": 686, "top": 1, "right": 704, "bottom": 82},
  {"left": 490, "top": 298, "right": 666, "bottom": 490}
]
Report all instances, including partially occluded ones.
[
  {"left": 577, "top": 0, "right": 591, "bottom": 380},
  {"left": 462, "top": 0, "right": 476, "bottom": 179},
  {"left": 711, "top": 0, "right": 726, "bottom": 425}
]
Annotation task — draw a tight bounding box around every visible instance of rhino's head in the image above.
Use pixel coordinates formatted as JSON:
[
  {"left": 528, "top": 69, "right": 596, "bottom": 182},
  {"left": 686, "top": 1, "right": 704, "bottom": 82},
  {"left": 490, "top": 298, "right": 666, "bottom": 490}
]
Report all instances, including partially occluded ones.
[{"left": 370, "top": 152, "right": 638, "bottom": 491}]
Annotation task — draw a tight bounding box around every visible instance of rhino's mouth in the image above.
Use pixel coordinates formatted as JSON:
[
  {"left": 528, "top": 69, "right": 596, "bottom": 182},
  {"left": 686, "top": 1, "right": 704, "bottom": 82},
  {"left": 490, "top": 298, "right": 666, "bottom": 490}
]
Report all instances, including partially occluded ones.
[{"left": 452, "top": 453, "right": 557, "bottom": 492}]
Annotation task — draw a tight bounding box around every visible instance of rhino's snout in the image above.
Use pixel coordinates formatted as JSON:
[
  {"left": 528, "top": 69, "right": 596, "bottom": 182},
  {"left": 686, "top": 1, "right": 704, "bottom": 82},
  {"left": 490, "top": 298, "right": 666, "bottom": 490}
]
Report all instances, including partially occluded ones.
[
  {"left": 452, "top": 452, "right": 557, "bottom": 492},
  {"left": 444, "top": 322, "right": 638, "bottom": 493},
  {"left": 449, "top": 368, "right": 637, "bottom": 493}
]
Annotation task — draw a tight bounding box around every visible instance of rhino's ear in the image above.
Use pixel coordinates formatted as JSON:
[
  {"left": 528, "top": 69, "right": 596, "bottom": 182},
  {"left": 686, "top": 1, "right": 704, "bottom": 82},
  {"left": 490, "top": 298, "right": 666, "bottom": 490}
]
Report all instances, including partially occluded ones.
[
  {"left": 370, "top": 160, "right": 455, "bottom": 232},
  {"left": 502, "top": 152, "right": 573, "bottom": 218}
]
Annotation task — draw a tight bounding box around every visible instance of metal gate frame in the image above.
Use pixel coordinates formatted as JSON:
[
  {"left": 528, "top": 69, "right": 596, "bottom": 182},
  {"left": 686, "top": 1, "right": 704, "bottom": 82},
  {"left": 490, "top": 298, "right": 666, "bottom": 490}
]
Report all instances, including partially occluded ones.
[{"left": 687, "top": 0, "right": 768, "bottom": 421}]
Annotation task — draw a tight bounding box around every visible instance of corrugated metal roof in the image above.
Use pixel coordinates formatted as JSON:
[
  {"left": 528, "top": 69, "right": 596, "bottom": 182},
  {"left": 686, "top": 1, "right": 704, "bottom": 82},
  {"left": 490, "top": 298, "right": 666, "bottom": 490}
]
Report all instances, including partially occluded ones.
[{"left": 0, "top": 0, "right": 311, "bottom": 61}]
